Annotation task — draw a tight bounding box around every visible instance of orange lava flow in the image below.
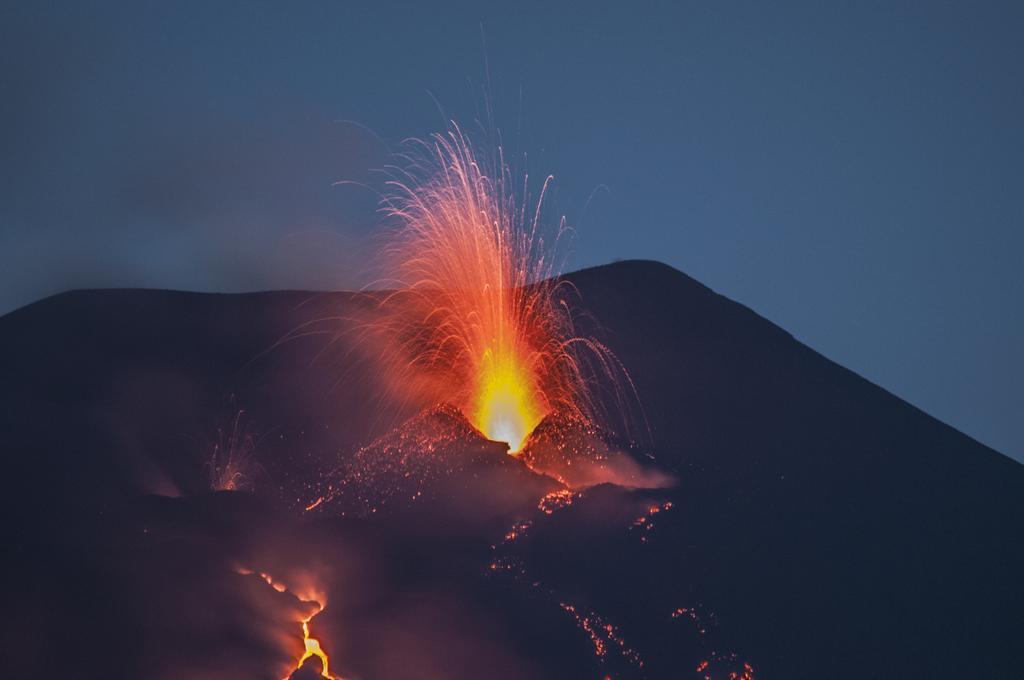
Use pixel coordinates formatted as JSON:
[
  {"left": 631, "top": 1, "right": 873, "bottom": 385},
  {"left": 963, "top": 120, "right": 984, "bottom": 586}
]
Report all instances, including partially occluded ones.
[
  {"left": 238, "top": 568, "right": 339, "bottom": 679},
  {"left": 370, "top": 123, "right": 629, "bottom": 451},
  {"left": 297, "top": 617, "right": 334, "bottom": 679}
]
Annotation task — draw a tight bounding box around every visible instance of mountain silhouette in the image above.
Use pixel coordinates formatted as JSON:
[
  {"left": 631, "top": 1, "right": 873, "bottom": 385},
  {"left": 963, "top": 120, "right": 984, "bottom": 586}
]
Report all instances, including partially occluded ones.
[{"left": 0, "top": 260, "right": 1019, "bottom": 678}]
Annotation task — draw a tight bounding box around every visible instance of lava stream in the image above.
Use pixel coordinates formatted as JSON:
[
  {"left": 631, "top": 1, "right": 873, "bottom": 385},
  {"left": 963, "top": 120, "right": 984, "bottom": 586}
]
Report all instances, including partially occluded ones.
[
  {"left": 237, "top": 567, "right": 340, "bottom": 679},
  {"left": 489, "top": 488, "right": 646, "bottom": 674},
  {"left": 297, "top": 615, "right": 334, "bottom": 679}
]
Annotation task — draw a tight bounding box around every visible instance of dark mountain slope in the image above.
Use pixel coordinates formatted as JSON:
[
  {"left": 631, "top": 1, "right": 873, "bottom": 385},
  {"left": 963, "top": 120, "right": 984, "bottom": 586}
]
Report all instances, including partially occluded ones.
[
  {"left": 560, "top": 260, "right": 1024, "bottom": 676},
  {"left": 0, "top": 260, "right": 1020, "bottom": 678}
]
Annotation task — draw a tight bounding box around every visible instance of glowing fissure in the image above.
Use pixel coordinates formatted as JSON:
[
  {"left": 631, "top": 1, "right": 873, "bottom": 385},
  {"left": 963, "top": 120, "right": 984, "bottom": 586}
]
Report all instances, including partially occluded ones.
[
  {"left": 209, "top": 409, "right": 257, "bottom": 492},
  {"left": 474, "top": 355, "right": 540, "bottom": 452}
]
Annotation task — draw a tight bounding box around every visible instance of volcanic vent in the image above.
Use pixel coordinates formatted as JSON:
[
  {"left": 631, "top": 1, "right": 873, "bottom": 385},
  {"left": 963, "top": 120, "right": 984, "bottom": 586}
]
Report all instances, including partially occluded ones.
[
  {"left": 355, "top": 124, "right": 643, "bottom": 455},
  {"left": 311, "top": 404, "right": 559, "bottom": 520}
]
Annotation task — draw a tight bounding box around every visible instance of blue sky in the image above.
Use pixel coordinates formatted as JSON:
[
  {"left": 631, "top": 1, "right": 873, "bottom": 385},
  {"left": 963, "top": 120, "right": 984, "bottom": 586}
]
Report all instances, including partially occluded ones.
[{"left": 2, "top": 1, "right": 1021, "bottom": 460}]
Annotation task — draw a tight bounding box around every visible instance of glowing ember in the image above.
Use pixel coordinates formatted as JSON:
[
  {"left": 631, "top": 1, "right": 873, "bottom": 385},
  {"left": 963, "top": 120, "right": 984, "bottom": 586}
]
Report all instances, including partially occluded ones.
[
  {"left": 558, "top": 602, "right": 644, "bottom": 668},
  {"left": 630, "top": 500, "right": 674, "bottom": 542},
  {"left": 538, "top": 488, "right": 577, "bottom": 514},
  {"left": 367, "top": 123, "right": 637, "bottom": 452},
  {"left": 314, "top": 404, "right": 554, "bottom": 518}
]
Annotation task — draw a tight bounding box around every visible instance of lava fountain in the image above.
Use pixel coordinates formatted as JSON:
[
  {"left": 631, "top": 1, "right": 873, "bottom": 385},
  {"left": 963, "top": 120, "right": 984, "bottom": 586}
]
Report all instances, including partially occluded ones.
[{"left": 368, "top": 123, "right": 635, "bottom": 452}]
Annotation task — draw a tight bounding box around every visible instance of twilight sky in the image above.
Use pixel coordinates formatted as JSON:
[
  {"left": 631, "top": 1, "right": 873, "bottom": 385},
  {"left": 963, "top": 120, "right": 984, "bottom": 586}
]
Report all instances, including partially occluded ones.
[{"left": 2, "top": 1, "right": 1021, "bottom": 461}]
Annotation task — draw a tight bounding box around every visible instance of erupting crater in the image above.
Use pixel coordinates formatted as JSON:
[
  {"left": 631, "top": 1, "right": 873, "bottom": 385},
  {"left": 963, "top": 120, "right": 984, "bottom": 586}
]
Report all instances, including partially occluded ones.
[
  {"left": 363, "top": 124, "right": 643, "bottom": 459},
  {"left": 474, "top": 356, "right": 540, "bottom": 453},
  {"left": 313, "top": 404, "right": 558, "bottom": 519}
]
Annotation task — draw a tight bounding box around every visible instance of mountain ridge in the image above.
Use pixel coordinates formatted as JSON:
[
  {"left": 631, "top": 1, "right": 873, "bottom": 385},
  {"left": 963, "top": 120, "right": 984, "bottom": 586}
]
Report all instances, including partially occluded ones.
[
  {"left": 2, "top": 258, "right": 1010, "bottom": 465},
  {"left": 1, "top": 258, "right": 1021, "bottom": 677}
]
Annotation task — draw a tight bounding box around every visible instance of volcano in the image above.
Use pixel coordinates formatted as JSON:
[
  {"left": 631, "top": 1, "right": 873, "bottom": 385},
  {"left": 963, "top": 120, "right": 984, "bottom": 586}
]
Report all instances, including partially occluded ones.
[{"left": 1, "top": 260, "right": 1021, "bottom": 679}]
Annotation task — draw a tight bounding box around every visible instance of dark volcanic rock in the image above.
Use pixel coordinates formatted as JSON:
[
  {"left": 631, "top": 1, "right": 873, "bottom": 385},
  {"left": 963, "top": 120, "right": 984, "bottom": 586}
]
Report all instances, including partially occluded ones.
[
  {"left": 0, "top": 260, "right": 1021, "bottom": 679},
  {"left": 315, "top": 403, "right": 559, "bottom": 522},
  {"left": 520, "top": 411, "right": 672, "bottom": 489}
]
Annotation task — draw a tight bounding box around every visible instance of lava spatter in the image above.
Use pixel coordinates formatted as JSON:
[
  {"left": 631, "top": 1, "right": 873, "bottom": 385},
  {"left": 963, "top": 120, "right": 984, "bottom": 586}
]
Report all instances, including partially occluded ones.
[
  {"left": 629, "top": 501, "right": 674, "bottom": 543},
  {"left": 356, "top": 123, "right": 645, "bottom": 455},
  {"left": 310, "top": 404, "right": 557, "bottom": 519},
  {"left": 671, "top": 606, "right": 757, "bottom": 679},
  {"left": 558, "top": 602, "right": 644, "bottom": 668},
  {"left": 208, "top": 408, "right": 260, "bottom": 492},
  {"left": 518, "top": 411, "right": 670, "bottom": 490}
]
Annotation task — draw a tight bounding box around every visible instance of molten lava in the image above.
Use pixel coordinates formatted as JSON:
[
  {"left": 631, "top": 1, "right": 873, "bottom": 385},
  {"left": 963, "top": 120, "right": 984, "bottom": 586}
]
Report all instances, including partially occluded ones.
[
  {"left": 239, "top": 568, "right": 339, "bottom": 680},
  {"left": 474, "top": 356, "right": 539, "bottom": 452},
  {"left": 369, "top": 123, "right": 638, "bottom": 451},
  {"left": 297, "top": 617, "right": 333, "bottom": 679}
]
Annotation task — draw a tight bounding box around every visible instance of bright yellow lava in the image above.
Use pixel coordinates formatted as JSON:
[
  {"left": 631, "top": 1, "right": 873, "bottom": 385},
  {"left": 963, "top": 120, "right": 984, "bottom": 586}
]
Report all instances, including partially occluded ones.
[
  {"left": 473, "top": 358, "right": 541, "bottom": 453},
  {"left": 297, "top": 619, "right": 334, "bottom": 679}
]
